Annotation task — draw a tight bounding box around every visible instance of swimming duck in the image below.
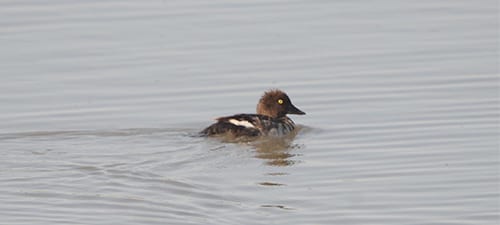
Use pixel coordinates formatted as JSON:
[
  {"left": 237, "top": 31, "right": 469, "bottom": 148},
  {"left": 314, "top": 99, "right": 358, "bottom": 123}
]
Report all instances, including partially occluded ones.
[{"left": 201, "top": 89, "right": 305, "bottom": 137}]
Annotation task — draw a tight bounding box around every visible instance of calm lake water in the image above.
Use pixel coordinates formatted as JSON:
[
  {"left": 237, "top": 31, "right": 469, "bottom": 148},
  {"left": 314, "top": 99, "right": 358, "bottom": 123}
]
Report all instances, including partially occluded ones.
[{"left": 1, "top": 0, "right": 498, "bottom": 224}]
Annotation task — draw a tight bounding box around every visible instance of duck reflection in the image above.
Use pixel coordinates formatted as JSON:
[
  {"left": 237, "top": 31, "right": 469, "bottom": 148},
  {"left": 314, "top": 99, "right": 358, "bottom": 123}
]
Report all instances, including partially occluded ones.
[
  {"left": 251, "top": 128, "right": 301, "bottom": 166},
  {"left": 261, "top": 204, "right": 294, "bottom": 210},
  {"left": 205, "top": 126, "right": 303, "bottom": 166}
]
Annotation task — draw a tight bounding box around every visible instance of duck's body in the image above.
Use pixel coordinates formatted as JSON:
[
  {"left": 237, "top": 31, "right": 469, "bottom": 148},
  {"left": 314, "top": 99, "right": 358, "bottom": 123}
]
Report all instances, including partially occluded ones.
[
  {"left": 201, "top": 90, "right": 305, "bottom": 138},
  {"left": 201, "top": 113, "right": 296, "bottom": 137}
]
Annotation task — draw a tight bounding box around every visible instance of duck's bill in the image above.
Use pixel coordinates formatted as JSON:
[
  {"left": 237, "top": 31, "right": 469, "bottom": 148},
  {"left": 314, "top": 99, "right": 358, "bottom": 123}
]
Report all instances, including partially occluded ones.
[{"left": 288, "top": 103, "right": 306, "bottom": 115}]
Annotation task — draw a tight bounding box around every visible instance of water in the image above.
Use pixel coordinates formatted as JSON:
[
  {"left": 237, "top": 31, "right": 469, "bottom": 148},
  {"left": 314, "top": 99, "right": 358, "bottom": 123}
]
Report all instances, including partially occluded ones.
[{"left": 1, "top": 0, "right": 498, "bottom": 224}]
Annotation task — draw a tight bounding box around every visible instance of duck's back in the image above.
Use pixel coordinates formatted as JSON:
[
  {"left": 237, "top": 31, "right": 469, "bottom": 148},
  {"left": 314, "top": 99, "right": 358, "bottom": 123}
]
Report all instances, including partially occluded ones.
[{"left": 201, "top": 114, "right": 296, "bottom": 137}]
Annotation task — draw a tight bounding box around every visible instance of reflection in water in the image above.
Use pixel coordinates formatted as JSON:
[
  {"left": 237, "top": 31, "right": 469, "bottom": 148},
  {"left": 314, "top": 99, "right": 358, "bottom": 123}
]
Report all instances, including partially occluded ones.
[
  {"left": 258, "top": 182, "right": 285, "bottom": 186},
  {"left": 252, "top": 128, "right": 302, "bottom": 167},
  {"left": 204, "top": 126, "right": 304, "bottom": 166},
  {"left": 261, "top": 204, "right": 295, "bottom": 210}
]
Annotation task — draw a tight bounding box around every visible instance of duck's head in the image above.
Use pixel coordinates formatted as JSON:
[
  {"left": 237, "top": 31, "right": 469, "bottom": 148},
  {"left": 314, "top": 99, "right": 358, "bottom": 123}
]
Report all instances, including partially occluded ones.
[{"left": 256, "top": 89, "right": 305, "bottom": 118}]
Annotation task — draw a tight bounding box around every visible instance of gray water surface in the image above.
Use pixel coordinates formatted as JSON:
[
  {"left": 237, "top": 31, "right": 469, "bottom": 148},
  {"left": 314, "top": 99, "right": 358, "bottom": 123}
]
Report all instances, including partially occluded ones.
[{"left": 1, "top": 0, "right": 498, "bottom": 224}]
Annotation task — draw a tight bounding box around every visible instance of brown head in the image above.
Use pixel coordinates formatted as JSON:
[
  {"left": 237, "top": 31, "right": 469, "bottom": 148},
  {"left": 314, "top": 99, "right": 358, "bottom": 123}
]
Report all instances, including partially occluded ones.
[{"left": 256, "top": 89, "right": 305, "bottom": 118}]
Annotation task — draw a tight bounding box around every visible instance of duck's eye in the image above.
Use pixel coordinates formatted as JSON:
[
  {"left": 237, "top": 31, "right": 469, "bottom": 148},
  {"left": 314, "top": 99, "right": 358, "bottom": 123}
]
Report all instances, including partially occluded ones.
[{"left": 277, "top": 99, "right": 284, "bottom": 104}]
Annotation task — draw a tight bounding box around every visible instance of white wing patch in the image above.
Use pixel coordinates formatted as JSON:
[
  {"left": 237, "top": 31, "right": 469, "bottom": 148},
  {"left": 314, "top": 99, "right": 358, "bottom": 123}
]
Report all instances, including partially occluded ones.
[{"left": 228, "top": 119, "right": 255, "bottom": 128}]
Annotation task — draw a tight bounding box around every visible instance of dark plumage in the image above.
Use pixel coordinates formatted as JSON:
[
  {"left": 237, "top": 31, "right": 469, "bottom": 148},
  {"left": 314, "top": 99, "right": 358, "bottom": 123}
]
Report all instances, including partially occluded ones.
[{"left": 201, "top": 89, "right": 305, "bottom": 138}]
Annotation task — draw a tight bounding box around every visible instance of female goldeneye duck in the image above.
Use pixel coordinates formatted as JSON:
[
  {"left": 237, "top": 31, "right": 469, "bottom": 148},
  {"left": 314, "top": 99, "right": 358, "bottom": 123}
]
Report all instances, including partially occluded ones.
[{"left": 201, "top": 89, "right": 305, "bottom": 137}]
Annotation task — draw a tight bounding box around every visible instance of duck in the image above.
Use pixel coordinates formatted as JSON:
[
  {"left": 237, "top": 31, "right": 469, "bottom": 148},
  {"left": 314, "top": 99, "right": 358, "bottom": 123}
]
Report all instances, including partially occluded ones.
[{"left": 201, "top": 89, "right": 305, "bottom": 137}]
